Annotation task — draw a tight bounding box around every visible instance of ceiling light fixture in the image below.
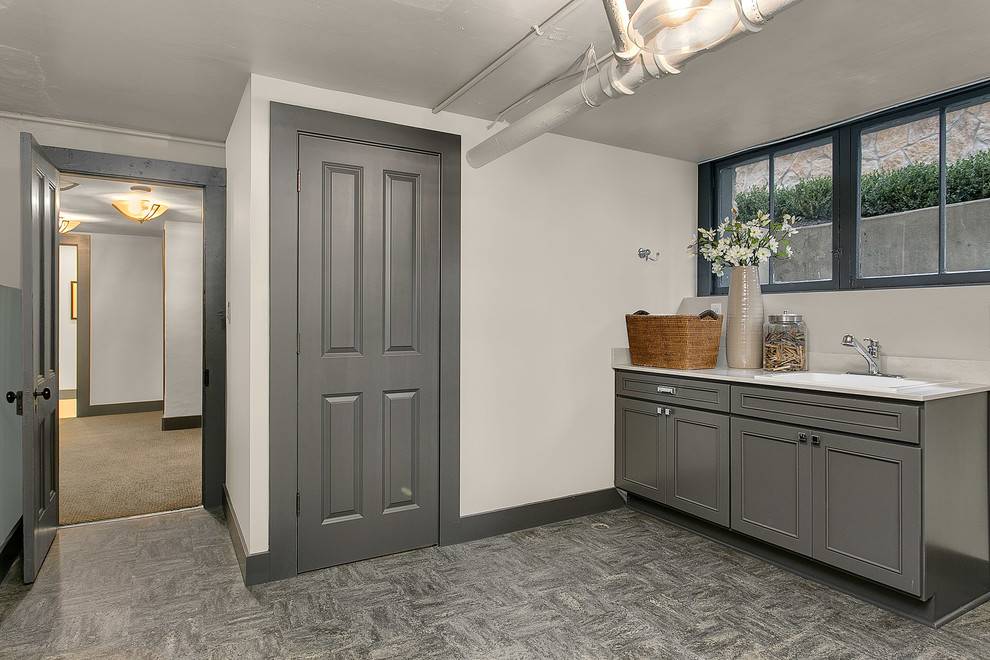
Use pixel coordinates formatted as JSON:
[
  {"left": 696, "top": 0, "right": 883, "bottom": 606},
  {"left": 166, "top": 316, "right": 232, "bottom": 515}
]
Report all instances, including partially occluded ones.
[
  {"left": 57, "top": 214, "right": 81, "bottom": 234},
  {"left": 111, "top": 185, "right": 168, "bottom": 224},
  {"left": 628, "top": 0, "right": 745, "bottom": 57}
]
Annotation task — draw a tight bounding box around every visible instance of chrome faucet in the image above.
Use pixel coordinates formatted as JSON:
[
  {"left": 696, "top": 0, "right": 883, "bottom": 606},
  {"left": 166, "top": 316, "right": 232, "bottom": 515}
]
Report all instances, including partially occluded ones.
[{"left": 841, "top": 334, "right": 901, "bottom": 378}]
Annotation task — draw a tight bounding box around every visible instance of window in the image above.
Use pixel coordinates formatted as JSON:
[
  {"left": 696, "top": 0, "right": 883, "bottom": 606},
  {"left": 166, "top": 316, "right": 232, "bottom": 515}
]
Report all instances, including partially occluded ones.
[{"left": 698, "top": 82, "right": 990, "bottom": 294}]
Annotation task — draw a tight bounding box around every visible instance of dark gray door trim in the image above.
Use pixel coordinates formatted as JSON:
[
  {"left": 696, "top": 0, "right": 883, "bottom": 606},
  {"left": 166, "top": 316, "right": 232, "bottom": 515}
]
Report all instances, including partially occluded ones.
[
  {"left": 269, "top": 102, "right": 461, "bottom": 580},
  {"left": 43, "top": 146, "right": 227, "bottom": 510}
]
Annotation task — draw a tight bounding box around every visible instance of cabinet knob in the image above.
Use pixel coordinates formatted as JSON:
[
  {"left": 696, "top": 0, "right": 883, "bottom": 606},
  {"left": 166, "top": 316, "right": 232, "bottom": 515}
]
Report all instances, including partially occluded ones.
[
  {"left": 798, "top": 432, "right": 808, "bottom": 443},
  {"left": 811, "top": 434, "right": 821, "bottom": 445}
]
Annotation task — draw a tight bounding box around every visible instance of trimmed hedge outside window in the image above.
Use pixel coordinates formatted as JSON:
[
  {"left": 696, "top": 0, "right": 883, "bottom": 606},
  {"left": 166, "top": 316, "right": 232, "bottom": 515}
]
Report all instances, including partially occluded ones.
[{"left": 699, "top": 81, "right": 990, "bottom": 294}]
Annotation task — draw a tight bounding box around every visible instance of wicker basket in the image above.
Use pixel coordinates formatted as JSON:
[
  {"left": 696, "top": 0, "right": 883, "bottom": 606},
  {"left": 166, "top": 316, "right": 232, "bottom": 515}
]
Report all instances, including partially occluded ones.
[{"left": 625, "top": 314, "right": 723, "bottom": 370}]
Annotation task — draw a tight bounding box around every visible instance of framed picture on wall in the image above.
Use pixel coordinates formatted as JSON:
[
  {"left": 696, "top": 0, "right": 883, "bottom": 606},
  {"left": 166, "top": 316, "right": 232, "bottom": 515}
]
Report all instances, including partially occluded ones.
[{"left": 70, "top": 280, "right": 77, "bottom": 320}]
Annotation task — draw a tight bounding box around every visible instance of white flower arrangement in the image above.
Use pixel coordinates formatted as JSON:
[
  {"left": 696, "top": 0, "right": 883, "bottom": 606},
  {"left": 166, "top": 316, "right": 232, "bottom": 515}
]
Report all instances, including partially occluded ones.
[{"left": 688, "top": 208, "right": 799, "bottom": 277}]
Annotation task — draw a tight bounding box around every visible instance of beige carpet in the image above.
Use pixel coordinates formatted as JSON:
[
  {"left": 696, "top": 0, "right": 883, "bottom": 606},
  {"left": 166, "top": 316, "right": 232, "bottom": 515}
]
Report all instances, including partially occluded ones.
[{"left": 58, "top": 411, "right": 201, "bottom": 525}]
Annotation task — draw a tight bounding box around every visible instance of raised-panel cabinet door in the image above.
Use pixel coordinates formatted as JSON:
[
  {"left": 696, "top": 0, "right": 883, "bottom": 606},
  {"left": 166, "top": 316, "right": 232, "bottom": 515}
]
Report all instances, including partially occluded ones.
[
  {"left": 666, "top": 407, "right": 729, "bottom": 527},
  {"left": 811, "top": 431, "right": 923, "bottom": 596},
  {"left": 615, "top": 397, "right": 666, "bottom": 503},
  {"left": 730, "top": 417, "right": 812, "bottom": 556}
]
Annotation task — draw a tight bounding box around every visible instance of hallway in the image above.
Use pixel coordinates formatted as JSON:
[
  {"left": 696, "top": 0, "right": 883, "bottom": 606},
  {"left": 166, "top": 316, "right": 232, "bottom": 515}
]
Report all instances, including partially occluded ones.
[
  {"left": 1, "top": 507, "right": 989, "bottom": 658},
  {"left": 58, "top": 412, "right": 201, "bottom": 525}
]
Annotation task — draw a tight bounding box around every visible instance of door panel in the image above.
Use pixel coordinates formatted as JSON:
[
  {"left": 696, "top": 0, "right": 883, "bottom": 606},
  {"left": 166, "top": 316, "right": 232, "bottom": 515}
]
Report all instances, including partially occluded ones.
[
  {"left": 298, "top": 135, "right": 440, "bottom": 572},
  {"left": 812, "top": 432, "right": 922, "bottom": 595},
  {"left": 666, "top": 408, "right": 729, "bottom": 526},
  {"left": 730, "top": 418, "right": 812, "bottom": 556},
  {"left": 614, "top": 397, "right": 665, "bottom": 501},
  {"left": 20, "top": 133, "right": 60, "bottom": 583}
]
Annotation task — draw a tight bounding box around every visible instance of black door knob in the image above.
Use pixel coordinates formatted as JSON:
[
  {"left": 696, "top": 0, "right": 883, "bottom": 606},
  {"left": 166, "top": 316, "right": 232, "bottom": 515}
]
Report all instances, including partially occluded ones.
[
  {"left": 5, "top": 391, "right": 18, "bottom": 404},
  {"left": 33, "top": 387, "right": 51, "bottom": 400}
]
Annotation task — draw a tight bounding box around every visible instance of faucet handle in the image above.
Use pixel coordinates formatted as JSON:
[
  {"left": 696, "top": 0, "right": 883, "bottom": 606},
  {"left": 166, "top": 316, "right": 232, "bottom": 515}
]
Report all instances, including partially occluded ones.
[{"left": 863, "top": 338, "right": 881, "bottom": 358}]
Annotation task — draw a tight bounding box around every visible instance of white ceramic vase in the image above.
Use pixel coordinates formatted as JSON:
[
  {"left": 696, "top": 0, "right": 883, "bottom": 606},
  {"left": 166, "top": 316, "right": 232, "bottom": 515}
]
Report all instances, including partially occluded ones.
[{"left": 726, "top": 265, "right": 764, "bottom": 369}]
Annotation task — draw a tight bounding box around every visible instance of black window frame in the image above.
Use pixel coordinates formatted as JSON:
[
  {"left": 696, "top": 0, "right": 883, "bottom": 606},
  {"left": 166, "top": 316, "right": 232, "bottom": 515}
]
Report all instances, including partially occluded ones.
[{"left": 698, "top": 80, "right": 990, "bottom": 296}]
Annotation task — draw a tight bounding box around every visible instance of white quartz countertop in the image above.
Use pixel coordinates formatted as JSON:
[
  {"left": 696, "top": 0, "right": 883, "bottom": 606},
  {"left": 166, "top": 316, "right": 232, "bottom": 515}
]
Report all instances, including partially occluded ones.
[{"left": 612, "top": 350, "right": 990, "bottom": 402}]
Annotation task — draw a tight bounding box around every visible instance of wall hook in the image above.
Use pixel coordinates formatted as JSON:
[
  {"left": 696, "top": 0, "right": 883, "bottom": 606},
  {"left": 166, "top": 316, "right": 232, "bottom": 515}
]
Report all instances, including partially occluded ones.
[{"left": 638, "top": 248, "right": 659, "bottom": 262}]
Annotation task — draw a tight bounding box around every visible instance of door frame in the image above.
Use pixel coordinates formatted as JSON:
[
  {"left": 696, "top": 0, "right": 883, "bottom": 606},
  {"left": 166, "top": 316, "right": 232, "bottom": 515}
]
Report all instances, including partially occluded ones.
[
  {"left": 43, "top": 146, "right": 227, "bottom": 509},
  {"left": 269, "top": 103, "right": 461, "bottom": 580}
]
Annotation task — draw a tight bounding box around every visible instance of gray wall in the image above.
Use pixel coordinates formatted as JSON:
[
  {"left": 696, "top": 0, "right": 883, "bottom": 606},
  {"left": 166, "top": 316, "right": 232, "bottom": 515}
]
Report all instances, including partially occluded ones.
[{"left": 0, "top": 286, "right": 22, "bottom": 548}]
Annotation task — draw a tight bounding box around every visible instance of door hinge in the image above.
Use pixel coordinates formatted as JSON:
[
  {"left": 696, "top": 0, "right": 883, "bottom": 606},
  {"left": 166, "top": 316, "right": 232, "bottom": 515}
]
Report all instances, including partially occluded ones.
[
  {"left": 296, "top": 492, "right": 301, "bottom": 516},
  {"left": 297, "top": 169, "right": 301, "bottom": 192},
  {"left": 296, "top": 333, "right": 301, "bottom": 354}
]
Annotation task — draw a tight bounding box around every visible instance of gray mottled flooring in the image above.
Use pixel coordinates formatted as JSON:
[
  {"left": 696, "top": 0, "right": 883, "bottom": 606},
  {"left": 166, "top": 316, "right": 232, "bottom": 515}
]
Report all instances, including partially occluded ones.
[{"left": 1, "top": 507, "right": 989, "bottom": 659}]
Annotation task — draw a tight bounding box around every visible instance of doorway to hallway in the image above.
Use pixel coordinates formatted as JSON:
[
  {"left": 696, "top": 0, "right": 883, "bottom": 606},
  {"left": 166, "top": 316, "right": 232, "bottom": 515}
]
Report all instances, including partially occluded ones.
[{"left": 56, "top": 174, "right": 206, "bottom": 525}]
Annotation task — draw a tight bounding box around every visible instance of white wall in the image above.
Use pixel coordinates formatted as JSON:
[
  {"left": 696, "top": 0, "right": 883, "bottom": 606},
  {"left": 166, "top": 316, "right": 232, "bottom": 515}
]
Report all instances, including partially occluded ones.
[
  {"left": 58, "top": 244, "right": 78, "bottom": 391},
  {"left": 88, "top": 233, "right": 164, "bottom": 405},
  {"left": 225, "top": 80, "right": 254, "bottom": 546},
  {"left": 164, "top": 220, "right": 204, "bottom": 418},
  {"left": 226, "top": 74, "right": 699, "bottom": 553}
]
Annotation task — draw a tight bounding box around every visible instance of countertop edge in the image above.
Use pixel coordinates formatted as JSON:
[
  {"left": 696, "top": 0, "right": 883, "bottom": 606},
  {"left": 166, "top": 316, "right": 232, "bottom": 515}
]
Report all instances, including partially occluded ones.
[{"left": 611, "top": 360, "right": 990, "bottom": 402}]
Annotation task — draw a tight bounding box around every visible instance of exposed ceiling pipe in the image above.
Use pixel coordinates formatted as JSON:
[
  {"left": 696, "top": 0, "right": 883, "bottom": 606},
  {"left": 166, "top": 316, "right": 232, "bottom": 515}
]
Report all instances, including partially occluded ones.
[
  {"left": 432, "top": 0, "right": 587, "bottom": 115},
  {"left": 466, "top": 0, "right": 805, "bottom": 168}
]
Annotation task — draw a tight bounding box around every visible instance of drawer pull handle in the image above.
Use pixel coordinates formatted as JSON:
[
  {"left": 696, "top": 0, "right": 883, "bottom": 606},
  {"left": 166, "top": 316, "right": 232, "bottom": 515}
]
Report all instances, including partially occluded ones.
[{"left": 657, "top": 386, "right": 677, "bottom": 395}]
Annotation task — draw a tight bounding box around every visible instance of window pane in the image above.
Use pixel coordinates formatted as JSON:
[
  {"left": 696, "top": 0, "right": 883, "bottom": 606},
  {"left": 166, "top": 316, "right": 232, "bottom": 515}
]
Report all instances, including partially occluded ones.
[
  {"left": 716, "top": 157, "right": 769, "bottom": 287},
  {"left": 858, "top": 114, "right": 940, "bottom": 278},
  {"left": 771, "top": 141, "right": 833, "bottom": 283},
  {"left": 945, "top": 99, "right": 990, "bottom": 273}
]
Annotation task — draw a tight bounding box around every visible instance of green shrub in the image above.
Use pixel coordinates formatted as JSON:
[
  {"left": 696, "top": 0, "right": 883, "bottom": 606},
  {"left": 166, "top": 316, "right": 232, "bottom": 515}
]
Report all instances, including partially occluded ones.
[{"left": 730, "top": 148, "right": 990, "bottom": 222}]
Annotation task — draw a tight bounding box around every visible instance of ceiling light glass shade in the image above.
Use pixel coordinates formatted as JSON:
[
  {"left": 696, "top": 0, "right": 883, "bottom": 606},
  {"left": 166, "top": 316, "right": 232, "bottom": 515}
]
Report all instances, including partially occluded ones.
[
  {"left": 57, "top": 215, "right": 81, "bottom": 234},
  {"left": 628, "top": 0, "right": 743, "bottom": 58},
  {"left": 111, "top": 198, "right": 168, "bottom": 223}
]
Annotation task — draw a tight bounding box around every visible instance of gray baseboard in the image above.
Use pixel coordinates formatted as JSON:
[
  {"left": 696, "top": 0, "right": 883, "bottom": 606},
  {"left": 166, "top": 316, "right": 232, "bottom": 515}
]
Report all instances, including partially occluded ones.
[
  {"left": 162, "top": 415, "right": 202, "bottom": 431},
  {"left": 0, "top": 518, "right": 23, "bottom": 584},
  {"left": 78, "top": 399, "right": 163, "bottom": 417},
  {"left": 222, "top": 485, "right": 270, "bottom": 586},
  {"left": 443, "top": 488, "right": 624, "bottom": 546}
]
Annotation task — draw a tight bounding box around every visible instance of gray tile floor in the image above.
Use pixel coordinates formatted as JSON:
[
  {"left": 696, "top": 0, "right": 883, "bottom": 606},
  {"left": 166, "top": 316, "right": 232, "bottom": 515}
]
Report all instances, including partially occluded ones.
[{"left": 1, "top": 506, "right": 989, "bottom": 659}]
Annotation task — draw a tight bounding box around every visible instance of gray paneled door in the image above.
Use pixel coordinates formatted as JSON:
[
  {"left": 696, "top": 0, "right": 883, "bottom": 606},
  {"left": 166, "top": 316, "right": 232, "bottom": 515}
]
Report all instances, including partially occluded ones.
[
  {"left": 296, "top": 134, "right": 440, "bottom": 572},
  {"left": 19, "top": 134, "right": 60, "bottom": 583}
]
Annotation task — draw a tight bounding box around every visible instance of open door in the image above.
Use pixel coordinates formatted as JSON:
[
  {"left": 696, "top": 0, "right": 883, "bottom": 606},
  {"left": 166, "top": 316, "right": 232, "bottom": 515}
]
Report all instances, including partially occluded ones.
[{"left": 19, "top": 133, "right": 60, "bottom": 583}]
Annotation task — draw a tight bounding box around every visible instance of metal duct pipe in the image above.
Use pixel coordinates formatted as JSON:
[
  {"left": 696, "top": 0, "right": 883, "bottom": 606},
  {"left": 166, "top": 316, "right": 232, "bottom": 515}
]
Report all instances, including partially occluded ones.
[
  {"left": 466, "top": 0, "right": 805, "bottom": 168},
  {"left": 602, "top": 0, "right": 638, "bottom": 61}
]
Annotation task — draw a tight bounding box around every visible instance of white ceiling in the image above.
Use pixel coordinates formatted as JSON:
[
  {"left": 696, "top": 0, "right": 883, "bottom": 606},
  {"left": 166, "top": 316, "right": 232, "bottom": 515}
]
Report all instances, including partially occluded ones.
[
  {"left": 2, "top": 0, "right": 989, "bottom": 163},
  {"left": 60, "top": 174, "right": 202, "bottom": 238}
]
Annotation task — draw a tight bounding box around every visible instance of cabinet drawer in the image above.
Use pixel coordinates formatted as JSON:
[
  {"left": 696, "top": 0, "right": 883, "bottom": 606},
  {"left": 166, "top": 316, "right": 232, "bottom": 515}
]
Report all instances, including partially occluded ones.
[
  {"left": 731, "top": 385, "right": 920, "bottom": 444},
  {"left": 615, "top": 371, "right": 729, "bottom": 412}
]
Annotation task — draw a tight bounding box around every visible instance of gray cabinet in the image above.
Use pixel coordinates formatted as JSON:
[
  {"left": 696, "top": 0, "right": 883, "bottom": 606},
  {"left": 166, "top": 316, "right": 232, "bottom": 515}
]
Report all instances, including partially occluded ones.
[
  {"left": 729, "top": 417, "right": 922, "bottom": 595},
  {"left": 615, "top": 371, "right": 730, "bottom": 526},
  {"left": 812, "top": 431, "right": 922, "bottom": 596},
  {"left": 615, "top": 397, "right": 666, "bottom": 502},
  {"left": 616, "top": 368, "right": 990, "bottom": 624},
  {"left": 730, "top": 418, "right": 812, "bottom": 556},
  {"left": 667, "top": 407, "right": 729, "bottom": 526}
]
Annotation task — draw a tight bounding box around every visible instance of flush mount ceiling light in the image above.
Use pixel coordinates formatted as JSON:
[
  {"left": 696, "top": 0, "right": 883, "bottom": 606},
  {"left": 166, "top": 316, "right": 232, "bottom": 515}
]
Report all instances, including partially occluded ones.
[
  {"left": 57, "top": 214, "right": 81, "bottom": 234},
  {"left": 628, "top": 0, "right": 745, "bottom": 57},
  {"left": 111, "top": 185, "right": 168, "bottom": 224}
]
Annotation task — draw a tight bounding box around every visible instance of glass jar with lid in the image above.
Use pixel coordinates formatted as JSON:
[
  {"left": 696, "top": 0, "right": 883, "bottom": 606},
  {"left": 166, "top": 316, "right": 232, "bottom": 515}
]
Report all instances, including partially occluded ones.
[{"left": 763, "top": 311, "right": 808, "bottom": 372}]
